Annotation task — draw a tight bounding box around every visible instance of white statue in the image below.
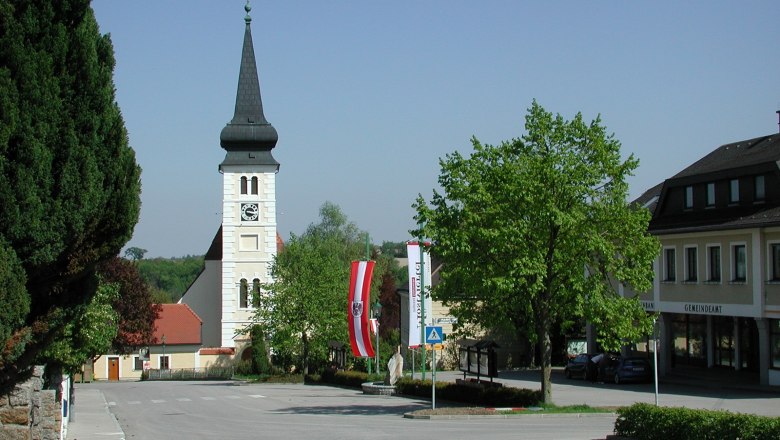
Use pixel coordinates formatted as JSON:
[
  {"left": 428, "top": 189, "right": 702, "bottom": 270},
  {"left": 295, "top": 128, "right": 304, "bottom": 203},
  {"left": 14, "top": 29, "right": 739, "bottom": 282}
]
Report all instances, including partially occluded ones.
[{"left": 386, "top": 346, "right": 404, "bottom": 386}]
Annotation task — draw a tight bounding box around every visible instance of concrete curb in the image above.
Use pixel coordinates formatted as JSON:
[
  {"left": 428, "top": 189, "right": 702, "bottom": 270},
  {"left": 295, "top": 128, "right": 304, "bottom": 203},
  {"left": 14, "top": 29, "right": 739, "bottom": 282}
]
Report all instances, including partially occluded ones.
[{"left": 403, "top": 411, "right": 617, "bottom": 420}]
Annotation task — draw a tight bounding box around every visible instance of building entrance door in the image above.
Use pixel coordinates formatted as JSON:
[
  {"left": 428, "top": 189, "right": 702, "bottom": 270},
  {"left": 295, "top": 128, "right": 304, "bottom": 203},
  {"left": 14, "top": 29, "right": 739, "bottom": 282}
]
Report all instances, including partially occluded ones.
[{"left": 108, "top": 357, "right": 119, "bottom": 381}]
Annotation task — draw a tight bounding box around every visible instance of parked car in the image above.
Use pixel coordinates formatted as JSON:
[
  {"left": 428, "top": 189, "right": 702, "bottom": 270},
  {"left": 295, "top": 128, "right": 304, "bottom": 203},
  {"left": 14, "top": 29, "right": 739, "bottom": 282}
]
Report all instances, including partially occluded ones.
[
  {"left": 564, "top": 353, "right": 596, "bottom": 380},
  {"left": 602, "top": 356, "right": 652, "bottom": 384}
]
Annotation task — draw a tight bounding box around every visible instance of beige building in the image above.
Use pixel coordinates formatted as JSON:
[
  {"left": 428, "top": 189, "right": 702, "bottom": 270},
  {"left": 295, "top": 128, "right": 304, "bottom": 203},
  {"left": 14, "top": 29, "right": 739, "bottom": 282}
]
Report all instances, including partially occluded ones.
[
  {"left": 625, "top": 133, "right": 780, "bottom": 386},
  {"left": 93, "top": 304, "right": 203, "bottom": 380}
]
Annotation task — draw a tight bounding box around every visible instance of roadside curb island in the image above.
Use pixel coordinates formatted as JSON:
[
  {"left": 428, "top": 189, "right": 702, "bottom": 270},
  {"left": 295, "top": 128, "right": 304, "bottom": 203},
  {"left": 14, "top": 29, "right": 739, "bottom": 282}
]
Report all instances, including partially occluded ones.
[{"left": 403, "top": 411, "right": 617, "bottom": 420}]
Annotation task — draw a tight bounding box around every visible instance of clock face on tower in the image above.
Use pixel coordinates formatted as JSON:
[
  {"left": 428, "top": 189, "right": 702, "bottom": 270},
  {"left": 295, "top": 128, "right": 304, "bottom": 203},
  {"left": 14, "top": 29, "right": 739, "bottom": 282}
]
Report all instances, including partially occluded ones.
[{"left": 240, "top": 203, "right": 259, "bottom": 221}]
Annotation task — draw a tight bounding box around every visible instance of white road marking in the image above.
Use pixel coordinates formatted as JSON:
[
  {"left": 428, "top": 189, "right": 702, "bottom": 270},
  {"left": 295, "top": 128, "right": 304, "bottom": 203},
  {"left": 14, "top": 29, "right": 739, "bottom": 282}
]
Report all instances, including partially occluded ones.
[
  {"left": 127, "top": 401, "right": 141, "bottom": 405},
  {"left": 177, "top": 398, "right": 191, "bottom": 402},
  {"left": 151, "top": 399, "right": 166, "bottom": 403},
  {"left": 249, "top": 395, "right": 266, "bottom": 398},
  {"left": 201, "top": 396, "right": 216, "bottom": 400}
]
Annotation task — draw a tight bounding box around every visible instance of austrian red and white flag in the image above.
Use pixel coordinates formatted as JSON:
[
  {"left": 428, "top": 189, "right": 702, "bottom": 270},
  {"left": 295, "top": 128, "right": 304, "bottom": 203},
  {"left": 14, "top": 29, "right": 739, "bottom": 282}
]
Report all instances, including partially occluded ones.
[{"left": 348, "top": 260, "right": 375, "bottom": 358}]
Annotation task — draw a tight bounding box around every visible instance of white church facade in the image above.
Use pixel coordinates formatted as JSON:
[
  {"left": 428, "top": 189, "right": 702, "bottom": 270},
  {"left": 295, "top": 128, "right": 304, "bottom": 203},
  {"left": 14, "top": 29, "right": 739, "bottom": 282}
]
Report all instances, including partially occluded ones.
[{"left": 180, "top": 2, "right": 279, "bottom": 361}]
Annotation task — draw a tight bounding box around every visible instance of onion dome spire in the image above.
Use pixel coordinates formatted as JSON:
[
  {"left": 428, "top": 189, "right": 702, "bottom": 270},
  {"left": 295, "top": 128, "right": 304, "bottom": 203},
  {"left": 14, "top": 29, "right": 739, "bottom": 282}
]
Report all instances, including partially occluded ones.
[{"left": 220, "top": 1, "right": 279, "bottom": 169}]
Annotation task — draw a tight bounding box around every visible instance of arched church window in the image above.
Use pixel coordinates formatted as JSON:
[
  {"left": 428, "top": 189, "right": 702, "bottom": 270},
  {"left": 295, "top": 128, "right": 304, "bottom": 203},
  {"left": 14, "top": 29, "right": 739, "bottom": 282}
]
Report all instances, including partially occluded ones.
[
  {"left": 240, "top": 176, "right": 248, "bottom": 195},
  {"left": 251, "top": 278, "right": 261, "bottom": 307},
  {"left": 251, "top": 177, "right": 259, "bottom": 195},
  {"left": 239, "top": 278, "right": 249, "bottom": 308}
]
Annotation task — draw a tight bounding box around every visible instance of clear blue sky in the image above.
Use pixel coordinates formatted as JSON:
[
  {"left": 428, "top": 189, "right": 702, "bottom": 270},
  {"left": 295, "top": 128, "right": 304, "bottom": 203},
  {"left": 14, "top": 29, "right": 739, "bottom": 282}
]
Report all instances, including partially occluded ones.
[{"left": 91, "top": 1, "right": 780, "bottom": 258}]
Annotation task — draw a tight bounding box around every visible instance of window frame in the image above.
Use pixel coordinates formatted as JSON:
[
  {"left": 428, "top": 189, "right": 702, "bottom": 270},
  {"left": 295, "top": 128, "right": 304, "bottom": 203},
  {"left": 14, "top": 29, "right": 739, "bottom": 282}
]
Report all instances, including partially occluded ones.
[
  {"left": 706, "top": 183, "right": 715, "bottom": 207},
  {"left": 769, "top": 242, "right": 780, "bottom": 282},
  {"left": 755, "top": 175, "right": 765, "bottom": 201},
  {"left": 684, "top": 186, "right": 694, "bottom": 209},
  {"left": 159, "top": 355, "right": 170, "bottom": 370},
  {"left": 240, "top": 176, "right": 248, "bottom": 195},
  {"left": 706, "top": 244, "right": 721, "bottom": 283},
  {"left": 729, "top": 179, "right": 740, "bottom": 204},
  {"left": 663, "top": 247, "right": 676, "bottom": 282},
  {"left": 251, "top": 176, "right": 259, "bottom": 195},
  {"left": 684, "top": 245, "right": 698, "bottom": 282},
  {"left": 731, "top": 243, "right": 747, "bottom": 283},
  {"left": 133, "top": 356, "right": 144, "bottom": 371}
]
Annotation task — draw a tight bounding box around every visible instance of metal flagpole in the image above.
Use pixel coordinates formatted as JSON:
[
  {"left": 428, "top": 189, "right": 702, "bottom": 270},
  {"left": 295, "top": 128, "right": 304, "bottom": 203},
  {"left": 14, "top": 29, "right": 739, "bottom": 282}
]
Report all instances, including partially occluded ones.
[
  {"left": 366, "top": 233, "right": 371, "bottom": 376},
  {"left": 419, "top": 243, "right": 426, "bottom": 381}
]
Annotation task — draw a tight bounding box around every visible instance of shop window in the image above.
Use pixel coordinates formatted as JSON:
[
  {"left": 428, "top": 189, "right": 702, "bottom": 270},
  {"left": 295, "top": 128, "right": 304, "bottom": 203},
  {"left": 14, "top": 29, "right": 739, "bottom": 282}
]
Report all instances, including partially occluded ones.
[
  {"left": 251, "top": 176, "right": 259, "bottom": 195},
  {"left": 707, "top": 245, "right": 721, "bottom": 282},
  {"left": 685, "top": 246, "right": 697, "bottom": 282},
  {"left": 240, "top": 176, "right": 248, "bottom": 195},
  {"left": 771, "top": 320, "right": 780, "bottom": 369},
  {"left": 732, "top": 244, "right": 746, "bottom": 282},
  {"left": 663, "top": 248, "right": 676, "bottom": 282}
]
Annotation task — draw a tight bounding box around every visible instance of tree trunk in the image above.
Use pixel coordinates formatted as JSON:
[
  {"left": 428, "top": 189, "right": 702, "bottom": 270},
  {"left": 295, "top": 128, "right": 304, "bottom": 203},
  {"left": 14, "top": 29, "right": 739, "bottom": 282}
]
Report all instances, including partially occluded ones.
[
  {"left": 539, "top": 322, "right": 552, "bottom": 404},
  {"left": 302, "top": 333, "right": 309, "bottom": 375}
]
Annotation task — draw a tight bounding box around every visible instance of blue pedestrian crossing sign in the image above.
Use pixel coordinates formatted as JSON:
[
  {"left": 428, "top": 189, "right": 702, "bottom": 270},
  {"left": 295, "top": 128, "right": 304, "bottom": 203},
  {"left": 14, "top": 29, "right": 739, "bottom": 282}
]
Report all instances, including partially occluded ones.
[{"left": 425, "top": 326, "right": 443, "bottom": 344}]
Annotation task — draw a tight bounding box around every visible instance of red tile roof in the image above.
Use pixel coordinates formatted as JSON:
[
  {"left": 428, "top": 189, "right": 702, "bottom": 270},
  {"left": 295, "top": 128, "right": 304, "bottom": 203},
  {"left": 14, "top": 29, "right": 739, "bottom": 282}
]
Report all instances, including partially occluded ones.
[{"left": 153, "top": 304, "right": 202, "bottom": 345}]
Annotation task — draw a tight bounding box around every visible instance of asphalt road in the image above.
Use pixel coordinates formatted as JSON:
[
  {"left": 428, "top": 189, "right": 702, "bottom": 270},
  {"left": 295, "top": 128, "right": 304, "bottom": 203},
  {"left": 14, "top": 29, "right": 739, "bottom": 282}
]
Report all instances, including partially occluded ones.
[
  {"left": 75, "top": 369, "right": 780, "bottom": 440},
  {"left": 91, "top": 380, "right": 615, "bottom": 440}
]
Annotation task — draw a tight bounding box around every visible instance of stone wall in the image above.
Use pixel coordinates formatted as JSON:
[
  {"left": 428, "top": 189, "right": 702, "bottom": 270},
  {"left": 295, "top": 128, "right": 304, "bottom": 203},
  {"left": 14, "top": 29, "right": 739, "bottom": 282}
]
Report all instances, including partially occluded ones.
[{"left": 0, "top": 366, "right": 62, "bottom": 440}]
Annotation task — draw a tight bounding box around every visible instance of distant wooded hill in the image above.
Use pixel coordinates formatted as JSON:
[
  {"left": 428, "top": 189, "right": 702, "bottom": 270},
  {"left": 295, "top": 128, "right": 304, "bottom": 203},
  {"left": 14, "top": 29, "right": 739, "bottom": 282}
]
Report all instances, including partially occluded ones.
[{"left": 137, "top": 256, "right": 204, "bottom": 303}]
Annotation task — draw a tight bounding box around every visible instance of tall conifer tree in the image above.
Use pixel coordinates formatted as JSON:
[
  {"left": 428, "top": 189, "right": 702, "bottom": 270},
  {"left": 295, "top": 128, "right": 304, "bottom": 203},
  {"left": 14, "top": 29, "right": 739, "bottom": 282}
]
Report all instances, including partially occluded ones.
[{"left": 0, "top": 0, "right": 141, "bottom": 390}]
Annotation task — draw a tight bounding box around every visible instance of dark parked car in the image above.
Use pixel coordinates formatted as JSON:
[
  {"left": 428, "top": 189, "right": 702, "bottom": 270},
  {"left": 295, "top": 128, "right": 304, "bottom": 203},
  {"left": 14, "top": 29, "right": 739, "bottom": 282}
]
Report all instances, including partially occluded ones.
[
  {"left": 602, "top": 357, "right": 652, "bottom": 384},
  {"left": 564, "top": 353, "right": 596, "bottom": 380}
]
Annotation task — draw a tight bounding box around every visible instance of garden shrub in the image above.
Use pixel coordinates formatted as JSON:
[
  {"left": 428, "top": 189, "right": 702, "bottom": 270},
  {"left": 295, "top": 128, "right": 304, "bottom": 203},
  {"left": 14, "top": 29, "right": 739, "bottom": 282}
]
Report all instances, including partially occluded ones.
[
  {"left": 395, "top": 378, "right": 541, "bottom": 407},
  {"left": 615, "top": 403, "right": 780, "bottom": 440}
]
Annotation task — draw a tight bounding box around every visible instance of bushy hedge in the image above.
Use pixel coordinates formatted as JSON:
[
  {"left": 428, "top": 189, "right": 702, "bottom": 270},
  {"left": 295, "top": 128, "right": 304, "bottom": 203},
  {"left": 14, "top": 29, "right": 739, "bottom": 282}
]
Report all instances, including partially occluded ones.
[
  {"left": 318, "top": 369, "right": 372, "bottom": 388},
  {"left": 395, "top": 378, "right": 542, "bottom": 407},
  {"left": 615, "top": 403, "right": 780, "bottom": 440}
]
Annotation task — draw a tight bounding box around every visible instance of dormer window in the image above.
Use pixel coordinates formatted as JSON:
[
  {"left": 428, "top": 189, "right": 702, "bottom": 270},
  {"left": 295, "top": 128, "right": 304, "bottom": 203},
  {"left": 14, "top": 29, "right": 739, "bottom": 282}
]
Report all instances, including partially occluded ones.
[
  {"left": 729, "top": 179, "right": 739, "bottom": 204},
  {"left": 706, "top": 183, "right": 715, "bottom": 207},
  {"left": 755, "top": 175, "right": 765, "bottom": 201},
  {"left": 684, "top": 186, "right": 693, "bottom": 209}
]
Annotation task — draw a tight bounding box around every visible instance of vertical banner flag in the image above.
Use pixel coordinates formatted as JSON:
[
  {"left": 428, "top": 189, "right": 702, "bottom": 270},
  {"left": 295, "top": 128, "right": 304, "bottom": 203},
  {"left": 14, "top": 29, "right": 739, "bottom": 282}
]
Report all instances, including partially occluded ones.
[
  {"left": 406, "top": 242, "right": 433, "bottom": 348},
  {"left": 348, "top": 260, "right": 375, "bottom": 358}
]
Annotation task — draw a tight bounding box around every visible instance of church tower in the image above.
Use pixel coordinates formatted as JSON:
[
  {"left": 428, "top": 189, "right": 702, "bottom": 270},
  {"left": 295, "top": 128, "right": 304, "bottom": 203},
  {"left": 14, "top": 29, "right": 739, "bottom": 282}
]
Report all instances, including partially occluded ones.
[{"left": 218, "top": 2, "right": 279, "bottom": 349}]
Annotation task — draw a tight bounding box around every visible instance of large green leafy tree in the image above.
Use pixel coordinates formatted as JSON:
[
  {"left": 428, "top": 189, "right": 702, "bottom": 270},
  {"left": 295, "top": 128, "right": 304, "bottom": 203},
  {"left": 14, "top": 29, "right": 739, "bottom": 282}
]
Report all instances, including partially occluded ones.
[
  {"left": 39, "top": 282, "right": 120, "bottom": 374},
  {"left": 0, "top": 0, "right": 141, "bottom": 391},
  {"left": 252, "top": 202, "right": 382, "bottom": 374},
  {"left": 414, "top": 101, "right": 659, "bottom": 403}
]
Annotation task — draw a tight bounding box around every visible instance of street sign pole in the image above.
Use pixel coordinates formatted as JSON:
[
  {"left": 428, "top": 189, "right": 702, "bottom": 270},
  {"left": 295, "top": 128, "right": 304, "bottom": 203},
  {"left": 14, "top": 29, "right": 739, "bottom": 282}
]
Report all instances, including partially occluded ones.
[
  {"left": 432, "top": 347, "right": 436, "bottom": 409},
  {"left": 425, "top": 325, "right": 443, "bottom": 409}
]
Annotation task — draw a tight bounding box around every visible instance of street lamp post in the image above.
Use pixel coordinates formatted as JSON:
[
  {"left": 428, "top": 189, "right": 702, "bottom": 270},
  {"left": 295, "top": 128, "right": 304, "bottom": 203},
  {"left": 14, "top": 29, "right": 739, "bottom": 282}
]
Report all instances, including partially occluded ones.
[{"left": 161, "top": 335, "right": 166, "bottom": 369}]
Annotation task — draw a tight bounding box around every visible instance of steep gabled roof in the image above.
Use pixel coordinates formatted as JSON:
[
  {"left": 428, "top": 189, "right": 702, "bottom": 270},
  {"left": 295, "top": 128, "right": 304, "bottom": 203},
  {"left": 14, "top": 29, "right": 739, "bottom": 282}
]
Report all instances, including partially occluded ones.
[
  {"left": 671, "top": 134, "right": 779, "bottom": 181},
  {"left": 153, "top": 304, "right": 202, "bottom": 345},
  {"left": 636, "top": 132, "right": 780, "bottom": 234}
]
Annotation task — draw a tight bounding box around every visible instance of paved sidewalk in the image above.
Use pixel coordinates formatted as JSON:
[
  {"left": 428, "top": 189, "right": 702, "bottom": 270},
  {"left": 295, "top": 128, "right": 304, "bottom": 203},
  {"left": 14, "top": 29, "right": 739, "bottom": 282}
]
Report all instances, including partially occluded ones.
[{"left": 65, "top": 387, "right": 125, "bottom": 440}]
